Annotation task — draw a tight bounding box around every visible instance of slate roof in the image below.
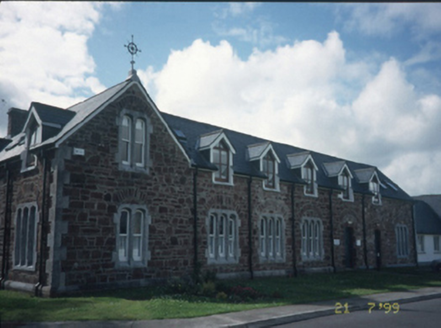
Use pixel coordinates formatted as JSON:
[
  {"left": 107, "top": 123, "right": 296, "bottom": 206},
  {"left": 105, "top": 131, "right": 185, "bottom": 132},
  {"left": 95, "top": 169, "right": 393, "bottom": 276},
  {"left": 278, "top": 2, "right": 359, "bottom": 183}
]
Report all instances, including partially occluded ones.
[
  {"left": 0, "top": 77, "right": 413, "bottom": 203},
  {"left": 414, "top": 200, "right": 441, "bottom": 235},
  {"left": 0, "top": 80, "right": 131, "bottom": 163},
  {"left": 32, "top": 102, "right": 76, "bottom": 127},
  {"left": 162, "top": 112, "right": 412, "bottom": 201}
]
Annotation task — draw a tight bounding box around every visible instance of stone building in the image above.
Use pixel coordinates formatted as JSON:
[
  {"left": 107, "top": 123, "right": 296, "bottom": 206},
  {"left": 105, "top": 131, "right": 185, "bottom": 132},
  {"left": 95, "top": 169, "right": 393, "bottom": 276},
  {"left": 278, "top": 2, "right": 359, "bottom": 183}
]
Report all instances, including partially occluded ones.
[{"left": 0, "top": 71, "right": 416, "bottom": 296}]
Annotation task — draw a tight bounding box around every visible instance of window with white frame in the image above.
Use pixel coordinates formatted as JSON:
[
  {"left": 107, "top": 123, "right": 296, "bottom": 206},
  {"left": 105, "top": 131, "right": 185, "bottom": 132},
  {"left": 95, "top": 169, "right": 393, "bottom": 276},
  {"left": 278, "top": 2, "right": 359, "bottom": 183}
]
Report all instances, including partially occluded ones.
[
  {"left": 417, "top": 235, "right": 425, "bottom": 253},
  {"left": 301, "top": 218, "right": 323, "bottom": 260},
  {"left": 14, "top": 203, "right": 38, "bottom": 270},
  {"left": 116, "top": 205, "right": 151, "bottom": 266},
  {"left": 302, "top": 162, "right": 317, "bottom": 196},
  {"left": 259, "top": 215, "right": 284, "bottom": 261},
  {"left": 207, "top": 210, "right": 239, "bottom": 264},
  {"left": 396, "top": 225, "right": 409, "bottom": 258},
  {"left": 119, "top": 112, "right": 150, "bottom": 172},
  {"left": 434, "top": 236, "right": 440, "bottom": 253}
]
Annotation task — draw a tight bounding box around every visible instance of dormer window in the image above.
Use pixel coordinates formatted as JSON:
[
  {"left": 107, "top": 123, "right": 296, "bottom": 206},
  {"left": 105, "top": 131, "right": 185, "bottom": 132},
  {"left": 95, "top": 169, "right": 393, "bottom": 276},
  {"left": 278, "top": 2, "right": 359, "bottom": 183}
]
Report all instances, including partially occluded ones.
[
  {"left": 213, "top": 140, "right": 229, "bottom": 182},
  {"left": 199, "top": 130, "right": 235, "bottom": 185},
  {"left": 287, "top": 152, "right": 318, "bottom": 197},
  {"left": 247, "top": 142, "right": 280, "bottom": 191},
  {"left": 354, "top": 167, "right": 382, "bottom": 205}
]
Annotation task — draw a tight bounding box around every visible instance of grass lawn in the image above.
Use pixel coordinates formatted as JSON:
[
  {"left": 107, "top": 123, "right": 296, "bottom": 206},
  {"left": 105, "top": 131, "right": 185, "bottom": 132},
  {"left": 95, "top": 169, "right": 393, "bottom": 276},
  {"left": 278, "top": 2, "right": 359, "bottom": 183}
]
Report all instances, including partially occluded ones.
[{"left": 1, "top": 267, "right": 440, "bottom": 323}]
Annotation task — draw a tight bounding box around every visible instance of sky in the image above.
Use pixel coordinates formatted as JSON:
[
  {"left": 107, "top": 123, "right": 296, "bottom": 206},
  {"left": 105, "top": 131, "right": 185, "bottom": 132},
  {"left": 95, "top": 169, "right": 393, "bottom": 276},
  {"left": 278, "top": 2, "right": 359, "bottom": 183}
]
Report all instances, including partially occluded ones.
[{"left": 1, "top": 2, "right": 441, "bottom": 197}]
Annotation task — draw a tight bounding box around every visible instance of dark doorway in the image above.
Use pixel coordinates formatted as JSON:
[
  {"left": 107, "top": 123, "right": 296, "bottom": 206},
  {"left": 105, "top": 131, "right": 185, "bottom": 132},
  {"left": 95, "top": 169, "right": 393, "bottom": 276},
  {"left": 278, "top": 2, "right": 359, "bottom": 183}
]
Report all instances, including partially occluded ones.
[
  {"left": 345, "top": 227, "right": 355, "bottom": 268},
  {"left": 375, "top": 230, "right": 382, "bottom": 270}
]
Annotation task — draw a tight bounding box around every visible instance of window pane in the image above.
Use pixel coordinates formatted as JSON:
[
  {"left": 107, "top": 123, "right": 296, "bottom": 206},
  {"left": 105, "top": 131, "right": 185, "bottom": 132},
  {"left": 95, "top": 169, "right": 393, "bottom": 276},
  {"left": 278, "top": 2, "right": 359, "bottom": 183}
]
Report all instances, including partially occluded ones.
[
  {"left": 14, "top": 209, "right": 22, "bottom": 266},
  {"left": 268, "top": 218, "right": 274, "bottom": 256},
  {"left": 228, "top": 217, "right": 235, "bottom": 258},
  {"left": 135, "top": 119, "right": 145, "bottom": 166},
  {"left": 122, "top": 116, "right": 131, "bottom": 163},
  {"left": 218, "top": 215, "right": 225, "bottom": 257},
  {"left": 260, "top": 218, "right": 266, "bottom": 257},
  {"left": 27, "top": 207, "right": 36, "bottom": 266},
  {"left": 21, "top": 207, "right": 28, "bottom": 266},
  {"left": 434, "top": 236, "right": 440, "bottom": 252},
  {"left": 120, "top": 211, "right": 128, "bottom": 234},
  {"left": 119, "top": 210, "right": 129, "bottom": 261},
  {"left": 132, "top": 211, "right": 143, "bottom": 261}
]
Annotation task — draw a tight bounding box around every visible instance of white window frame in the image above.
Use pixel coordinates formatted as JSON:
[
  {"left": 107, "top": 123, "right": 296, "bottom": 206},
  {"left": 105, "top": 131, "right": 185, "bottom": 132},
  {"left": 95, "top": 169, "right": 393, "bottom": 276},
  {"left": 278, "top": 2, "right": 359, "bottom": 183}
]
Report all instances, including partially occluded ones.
[
  {"left": 115, "top": 205, "right": 151, "bottom": 267},
  {"left": 13, "top": 203, "right": 39, "bottom": 271},
  {"left": 259, "top": 215, "right": 285, "bottom": 262},
  {"left": 395, "top": 224, "right": 409, "bottom": 258},
  {"left": 301, "top": 217, "right": 323, "bottom": 261},
  {"left": 118, "top": 110, "right": 151, "bottom": 173},
  {"left": 206, "top": 210, "right": 240, "bottom": 264}
]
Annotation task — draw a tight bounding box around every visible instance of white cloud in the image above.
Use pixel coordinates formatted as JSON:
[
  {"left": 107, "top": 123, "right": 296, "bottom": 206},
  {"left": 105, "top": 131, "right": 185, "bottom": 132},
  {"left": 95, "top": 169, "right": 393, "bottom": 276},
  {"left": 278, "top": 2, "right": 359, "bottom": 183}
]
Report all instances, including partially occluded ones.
[
  {"left": 140, "top": 32, "right": 441, "bottom": 196},
  {"left": 228, "top": 3, "right": 260, "bottom": 17},
  {"left": 0, "top": 2, "right": 108, "bottom": 136},
  {"left": 340, "top": 3, "right": 441, "bottom": 39}
]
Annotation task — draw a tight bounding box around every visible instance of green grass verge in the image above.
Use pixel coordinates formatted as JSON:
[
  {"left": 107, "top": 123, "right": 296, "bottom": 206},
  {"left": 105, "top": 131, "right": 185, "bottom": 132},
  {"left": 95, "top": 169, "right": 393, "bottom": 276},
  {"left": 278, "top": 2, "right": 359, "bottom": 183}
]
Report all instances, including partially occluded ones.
[{"left": 1, "top": 268, "right": 440, "bottom": 323}]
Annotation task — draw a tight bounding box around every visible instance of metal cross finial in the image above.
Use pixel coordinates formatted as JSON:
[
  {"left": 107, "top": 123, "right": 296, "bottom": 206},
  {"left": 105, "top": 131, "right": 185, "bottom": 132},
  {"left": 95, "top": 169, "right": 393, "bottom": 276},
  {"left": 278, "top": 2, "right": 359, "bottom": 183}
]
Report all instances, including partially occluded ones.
[{"left": 124, "top": 35, "right": 141, "bottom": 71}]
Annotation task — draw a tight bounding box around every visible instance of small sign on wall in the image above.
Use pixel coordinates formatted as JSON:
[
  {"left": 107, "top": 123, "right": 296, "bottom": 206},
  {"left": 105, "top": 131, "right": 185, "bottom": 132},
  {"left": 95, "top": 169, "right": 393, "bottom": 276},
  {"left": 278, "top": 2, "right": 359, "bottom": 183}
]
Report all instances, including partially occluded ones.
[
  {"left": 356, "top": 239, "right": 361, "bottom": 246},
  {"left": 73, "top": 148, "right": 85, "bottom": 156},
  {"left": 334, "top": 239, "right": 340, "bottom": 246}
]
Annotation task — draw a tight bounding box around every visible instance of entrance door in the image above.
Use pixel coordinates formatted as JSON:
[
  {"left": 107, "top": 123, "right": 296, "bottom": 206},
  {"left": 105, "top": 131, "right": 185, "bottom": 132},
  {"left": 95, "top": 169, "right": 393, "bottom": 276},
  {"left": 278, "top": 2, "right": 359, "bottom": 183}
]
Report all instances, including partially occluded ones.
[
  {"left": 345, "top": 227, "right": 354, "bottom": 268},
  {"left": 375, "top": 230, "right": 382, "bottom": 270}
]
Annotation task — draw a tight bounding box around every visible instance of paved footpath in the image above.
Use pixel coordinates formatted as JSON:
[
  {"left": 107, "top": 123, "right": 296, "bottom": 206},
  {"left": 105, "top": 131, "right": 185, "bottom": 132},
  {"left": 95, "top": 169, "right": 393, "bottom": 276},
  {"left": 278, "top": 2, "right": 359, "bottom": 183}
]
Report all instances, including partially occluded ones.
[{"left": 2, "top": 287, "right": 441, "bottom": 328}]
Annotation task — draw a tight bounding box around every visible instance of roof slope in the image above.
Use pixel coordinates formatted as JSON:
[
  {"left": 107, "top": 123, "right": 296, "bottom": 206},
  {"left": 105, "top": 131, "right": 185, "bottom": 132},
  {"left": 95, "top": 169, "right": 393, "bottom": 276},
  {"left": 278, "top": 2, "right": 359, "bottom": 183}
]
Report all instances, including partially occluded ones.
[
  {"left": 414, "top": 200, "right": 441, "bottom": 234},
  {"left": 32, "top": 102, "right": 76, "bottom": 127},
  {"left": 162, "top": 112, "right": 411, "bottom": 201}
]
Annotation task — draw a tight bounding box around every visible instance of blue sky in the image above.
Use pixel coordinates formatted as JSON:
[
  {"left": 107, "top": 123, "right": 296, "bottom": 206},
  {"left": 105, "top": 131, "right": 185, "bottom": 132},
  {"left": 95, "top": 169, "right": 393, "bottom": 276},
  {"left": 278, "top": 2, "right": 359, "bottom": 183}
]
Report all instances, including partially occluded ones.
[{"left": 1, "top": 2, "right": 441, "bottom": 196}]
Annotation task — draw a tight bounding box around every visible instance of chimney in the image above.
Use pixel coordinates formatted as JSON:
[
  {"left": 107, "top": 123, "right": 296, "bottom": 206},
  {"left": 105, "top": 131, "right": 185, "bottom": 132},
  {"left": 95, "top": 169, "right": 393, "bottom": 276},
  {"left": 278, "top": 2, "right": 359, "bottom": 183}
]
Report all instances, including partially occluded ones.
[{"left": 7, "top": 107, "right": 28, "bottom": 137}]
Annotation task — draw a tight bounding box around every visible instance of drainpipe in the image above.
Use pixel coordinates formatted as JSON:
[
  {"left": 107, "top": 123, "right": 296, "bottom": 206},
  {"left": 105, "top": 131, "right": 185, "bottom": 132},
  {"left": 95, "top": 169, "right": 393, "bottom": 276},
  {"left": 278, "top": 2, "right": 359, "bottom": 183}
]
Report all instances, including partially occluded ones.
[
  {"left": 192, "top": 168, "right": 199, "bottom": 281},
  {"left": 1, "top": 168, "right": 12, "bottom": 288},
  {"left": 35, "top": 155, "right": 49, "bottom": 296},
  {"left": 361, "top": 194, "right": 369, "bottom": 270},
  {"left": 328, "top": 189, "right": 336, "bottom": 273},
  {"left": 247, "top": 176, "right": 253, "bottom": 280},
  {"left": 291, "top": 183, "right": 297, "bottom": 277},
  {"left": 411, "top": 201, "right": 419, "bottom": 269}
]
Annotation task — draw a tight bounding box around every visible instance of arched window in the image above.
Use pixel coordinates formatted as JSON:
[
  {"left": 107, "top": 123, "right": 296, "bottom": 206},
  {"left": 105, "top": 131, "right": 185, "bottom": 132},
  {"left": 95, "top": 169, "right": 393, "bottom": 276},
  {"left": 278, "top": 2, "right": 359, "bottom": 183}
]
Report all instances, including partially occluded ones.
[
  {"left": 134, "top": 119, "right": 145, "bottom": 166},
  {"left": 121, "top": 115, "right": 131, "bottom": 164},
  {"left": 117, "top": 206, "right": 150, "bottom": 266},
  {"left": 260, "top": 215, "right": 284, "bottom": 261},
  {"left": 14, "top": 204, "right": 38, "bottom": 269},
  {"left": 206, "top": 210, "right": 239, "bottom": 264},
  {"left": 301, "top": 218, "right": 323, "bottom": 260}
]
